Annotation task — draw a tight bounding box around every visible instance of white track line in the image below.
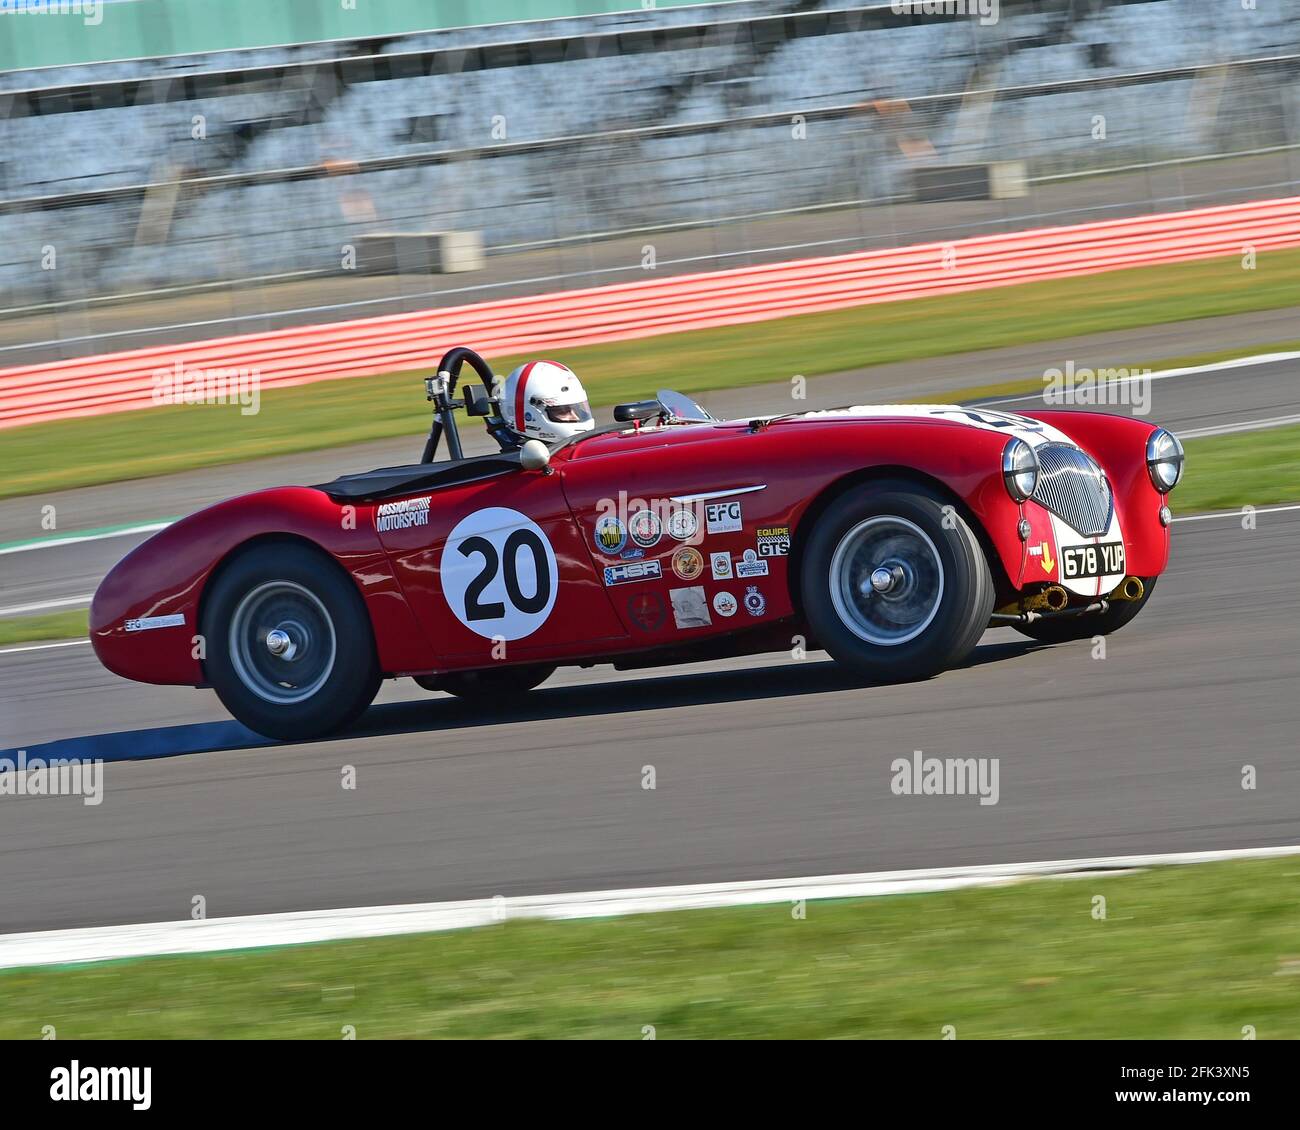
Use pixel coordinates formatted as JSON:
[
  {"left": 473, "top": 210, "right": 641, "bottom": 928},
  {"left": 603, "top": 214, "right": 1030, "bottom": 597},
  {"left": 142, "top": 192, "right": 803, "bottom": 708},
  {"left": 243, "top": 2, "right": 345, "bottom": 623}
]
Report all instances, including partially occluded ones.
[
  {"left": 1179, "top": 413, "right": 1300, "bottom": 438},
  {"left": 978, "top": 349, "right": 1300, "bottom": 409},
  {"left": 1172, "top": 502, "right": 1300, "bottom": 523},
  {"left": 0, "top": 639, "right": 90, "bottom": 657},
  {"left": 0, "top": 521, "right": 173, "bottom": 556},
  {"left": 1, "top": 844, "right": 1296, "bottom": 971},
  {"left": 0, "top": 594, "right": 92, "bottom": 616}
]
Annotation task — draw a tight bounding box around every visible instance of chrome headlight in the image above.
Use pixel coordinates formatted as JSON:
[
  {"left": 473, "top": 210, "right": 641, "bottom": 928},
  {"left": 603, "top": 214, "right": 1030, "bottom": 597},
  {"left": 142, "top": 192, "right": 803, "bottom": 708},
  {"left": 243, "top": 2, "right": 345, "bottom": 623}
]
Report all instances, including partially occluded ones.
[
  {"left": 1146, "top": 428, "right": 1185, "bottom": 493},
  {"left": 1002, "top": 438, "right": 1039, "bottom": 502}
]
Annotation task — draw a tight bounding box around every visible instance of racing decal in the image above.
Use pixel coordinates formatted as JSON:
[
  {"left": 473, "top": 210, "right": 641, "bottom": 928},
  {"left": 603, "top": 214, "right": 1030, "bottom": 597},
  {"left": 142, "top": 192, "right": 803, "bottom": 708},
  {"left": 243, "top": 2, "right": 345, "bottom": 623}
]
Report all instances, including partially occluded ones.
[
  {"left": 1034, "top": 540, "right": 1055, "bottom": 575},
  {"left": 710, "top": 551, "right": 733, "bottom": 580},
  {"left": 593, "top": 514, "right": 627, "bottom": 555},
  {"left": 666, "top": 508, "right": 699, "bottom": 541},
  {"left": 441, "top": 507, "right": 558, "bottom": 641},
  {"left": 628, "top": 509, "right": 663, "bottom": 549},
  {"left": 798, "top": 405, "right": 1074, "bottom": 449},
  {"left": 712, "top": 590, "right": 738, "bottom": 618},
  {"left": 743, "top": 586, "right": 767, "bottom": 617},
  {"left": 604, "top": 560, "right": 662, "bottom": 586},
  {"left": 756, "top": 525, "right": 790, "bottom": 558},
  {"left": 627, "top": 592, "right": 667, "bottom": 632},
  {"left": 669, "top": 586, "right": 711, "bottom": 629},
  {"left": 735, "top": 549, "right": 769, "bottom": 578},
  {"left": 124, "top": 613, "right": 186, "bottom": 632},
  {"left": 704, "top": 500, "right": 743, "bottom": 533},
  {"left": 671, "top": 546, "right": 704, "bottom": 581},
  {"left": 376, "top": 495, "right": 432, "bottom": 532}
]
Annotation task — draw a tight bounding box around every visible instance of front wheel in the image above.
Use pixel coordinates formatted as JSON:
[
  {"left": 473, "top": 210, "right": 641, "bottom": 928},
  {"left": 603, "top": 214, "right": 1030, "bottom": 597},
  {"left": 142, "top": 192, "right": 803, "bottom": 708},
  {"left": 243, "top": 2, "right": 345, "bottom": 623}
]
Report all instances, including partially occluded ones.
[
  {"left": 202, "top": 543, "right": 381, "bottom": 740},
  {"left": 801, "top": 482, "right": 995, "bottom": 682}
]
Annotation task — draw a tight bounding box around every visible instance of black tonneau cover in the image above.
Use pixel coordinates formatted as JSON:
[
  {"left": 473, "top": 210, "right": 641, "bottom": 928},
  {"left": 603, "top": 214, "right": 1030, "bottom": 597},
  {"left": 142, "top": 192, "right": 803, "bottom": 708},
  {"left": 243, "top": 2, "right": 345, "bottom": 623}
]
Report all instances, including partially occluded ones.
[{"left": 313, "top": 451, "right": 524, "bottom": 502}]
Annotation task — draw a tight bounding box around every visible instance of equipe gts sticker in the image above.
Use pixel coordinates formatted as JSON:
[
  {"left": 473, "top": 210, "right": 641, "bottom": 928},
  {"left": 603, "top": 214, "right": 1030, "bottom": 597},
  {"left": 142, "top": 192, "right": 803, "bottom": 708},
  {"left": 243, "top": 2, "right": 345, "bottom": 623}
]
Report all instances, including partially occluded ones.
[
  {"left": 756, "top": 526, "right": 790, "bottom": 557},
  {"left": 442, "top": 507, "right": 558, "bottom": 640}
]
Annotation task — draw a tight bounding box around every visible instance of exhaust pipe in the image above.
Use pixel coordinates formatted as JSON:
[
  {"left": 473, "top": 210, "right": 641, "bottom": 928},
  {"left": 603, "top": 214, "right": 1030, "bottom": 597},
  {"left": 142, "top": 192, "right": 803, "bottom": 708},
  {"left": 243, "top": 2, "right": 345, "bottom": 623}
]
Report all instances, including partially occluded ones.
[
  {"left": 1109, "top": 576, "right": 1145, "bottom": 603},
  {"left": 1022, "top": 585, "right": 1070, "bottom": 613}
]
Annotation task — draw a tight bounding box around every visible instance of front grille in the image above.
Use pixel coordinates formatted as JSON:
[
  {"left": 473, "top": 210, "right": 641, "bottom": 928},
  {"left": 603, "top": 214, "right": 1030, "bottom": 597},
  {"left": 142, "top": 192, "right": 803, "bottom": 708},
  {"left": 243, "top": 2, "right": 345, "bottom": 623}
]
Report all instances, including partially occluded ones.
[{"left": 1032, "top": 443, "right": 1113, "bottom": 536}]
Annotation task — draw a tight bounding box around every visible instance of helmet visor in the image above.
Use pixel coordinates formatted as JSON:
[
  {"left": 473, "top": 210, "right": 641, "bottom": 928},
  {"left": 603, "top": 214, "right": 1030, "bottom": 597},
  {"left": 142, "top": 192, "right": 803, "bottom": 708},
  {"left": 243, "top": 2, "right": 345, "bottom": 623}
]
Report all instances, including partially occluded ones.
[{"left": 544, "top": 400, "right": 592, "bottom": 424}]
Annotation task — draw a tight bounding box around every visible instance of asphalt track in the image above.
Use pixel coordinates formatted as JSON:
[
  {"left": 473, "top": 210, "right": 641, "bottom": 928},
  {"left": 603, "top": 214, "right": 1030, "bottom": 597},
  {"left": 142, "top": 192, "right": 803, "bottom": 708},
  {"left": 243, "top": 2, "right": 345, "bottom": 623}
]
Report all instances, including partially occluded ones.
[
  {"left": 1, "top": 506, "right": 1298, "bottom": 934},
  {"left": 1, "top": 333, "right": 1298, "bottom": 935}
]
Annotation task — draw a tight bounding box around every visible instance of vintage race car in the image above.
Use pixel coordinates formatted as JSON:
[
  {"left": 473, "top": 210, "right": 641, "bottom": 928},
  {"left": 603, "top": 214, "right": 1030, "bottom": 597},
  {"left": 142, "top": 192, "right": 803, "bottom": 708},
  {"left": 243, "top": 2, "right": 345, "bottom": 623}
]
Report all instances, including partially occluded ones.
[{"left": 91, "top": 346, "right": 1185, "bottom": 739}]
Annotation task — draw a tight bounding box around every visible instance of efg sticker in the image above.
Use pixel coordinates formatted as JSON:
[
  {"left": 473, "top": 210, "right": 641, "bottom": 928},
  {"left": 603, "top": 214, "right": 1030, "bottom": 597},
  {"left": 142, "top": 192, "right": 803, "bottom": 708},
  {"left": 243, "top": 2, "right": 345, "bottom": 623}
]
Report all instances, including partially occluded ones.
[
  {"left": 705, "top": 500, "right": 743, "bottom": 533},
  {"left": 442, "top": 507, "right": 558, "bottom": 640},
  {"left": 125, "top": 613, "right": 186, "bottom": 633}
]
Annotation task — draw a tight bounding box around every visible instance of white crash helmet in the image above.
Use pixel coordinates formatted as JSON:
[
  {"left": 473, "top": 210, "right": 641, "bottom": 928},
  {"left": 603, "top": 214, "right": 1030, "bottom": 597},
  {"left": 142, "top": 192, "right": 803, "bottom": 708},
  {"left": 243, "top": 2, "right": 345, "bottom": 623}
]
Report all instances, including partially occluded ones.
[{"left": 500, "top": 360, "right": 595, "bottom": 443}]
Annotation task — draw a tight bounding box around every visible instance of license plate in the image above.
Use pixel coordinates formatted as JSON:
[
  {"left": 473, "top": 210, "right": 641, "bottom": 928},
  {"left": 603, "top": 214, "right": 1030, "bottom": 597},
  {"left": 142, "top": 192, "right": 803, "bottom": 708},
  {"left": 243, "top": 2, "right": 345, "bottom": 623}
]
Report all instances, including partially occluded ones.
[{"left": 1061, "top": 542, "right": 1125, "bottom": 579}]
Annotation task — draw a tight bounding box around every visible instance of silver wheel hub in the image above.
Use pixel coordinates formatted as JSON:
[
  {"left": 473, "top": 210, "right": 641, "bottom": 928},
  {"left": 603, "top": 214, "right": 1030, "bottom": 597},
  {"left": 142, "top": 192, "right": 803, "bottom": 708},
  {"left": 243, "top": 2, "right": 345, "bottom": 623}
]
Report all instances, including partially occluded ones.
[
  {"left": 229, "top": 581, "right": 336, "bottom": 705},
  {"left": 265, "top": 627, "right": 298, "bottom": 660},
  {"left": 830, "top": 516, "right": 945, "bottom": 646}
]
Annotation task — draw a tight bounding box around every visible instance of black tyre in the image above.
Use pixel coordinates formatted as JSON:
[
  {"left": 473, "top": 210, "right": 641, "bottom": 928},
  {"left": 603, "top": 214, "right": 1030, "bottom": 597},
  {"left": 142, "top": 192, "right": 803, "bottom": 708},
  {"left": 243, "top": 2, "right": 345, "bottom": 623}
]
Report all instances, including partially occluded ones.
[
  {"left": 801, "top": 482, "right": 995, "bottom": 682},
  {"left": 201, "top": 542, "right": 381, "bottom": 740},
  {"left": 1014, "top": 577, "right": 1157, "bottom": 644},
  {"left": 415, "top": 664, "right": 555, "bottom": 700}
]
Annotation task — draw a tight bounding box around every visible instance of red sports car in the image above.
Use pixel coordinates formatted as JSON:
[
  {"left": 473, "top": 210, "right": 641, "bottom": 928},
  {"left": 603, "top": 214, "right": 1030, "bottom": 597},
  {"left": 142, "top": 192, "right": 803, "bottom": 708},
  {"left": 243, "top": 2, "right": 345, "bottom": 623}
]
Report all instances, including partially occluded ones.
[{"left": 91, "top": 347, "right": 1185, "bottom": 739}]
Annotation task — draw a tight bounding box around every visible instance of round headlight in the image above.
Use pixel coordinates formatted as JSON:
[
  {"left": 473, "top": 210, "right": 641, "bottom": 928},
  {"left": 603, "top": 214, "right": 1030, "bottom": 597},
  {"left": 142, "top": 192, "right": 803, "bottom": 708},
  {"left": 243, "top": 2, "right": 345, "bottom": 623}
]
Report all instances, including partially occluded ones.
[
  {"left": 1146, "top": 428, "right": 1185, "bottom": 493},
  {"left": 1002, "top": 438, "right": 1039, "bottom": 502}
]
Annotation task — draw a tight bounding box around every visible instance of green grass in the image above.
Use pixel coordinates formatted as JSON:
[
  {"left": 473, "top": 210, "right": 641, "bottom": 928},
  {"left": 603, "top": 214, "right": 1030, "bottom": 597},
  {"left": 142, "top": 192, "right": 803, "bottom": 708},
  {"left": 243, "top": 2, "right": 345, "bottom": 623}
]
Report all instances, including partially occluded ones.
[
  {"left": 3, "top": 857, "right": 1299, "bottom": 1039},
  {"left": 7, "top": 247, "right": 1300, "bottom": 499},
  {"left": 1178, "top": 424, "right": 1300, "bottom": 513},
  {"left": 0, "top": 608, "right": 88, "bottom": 646}
]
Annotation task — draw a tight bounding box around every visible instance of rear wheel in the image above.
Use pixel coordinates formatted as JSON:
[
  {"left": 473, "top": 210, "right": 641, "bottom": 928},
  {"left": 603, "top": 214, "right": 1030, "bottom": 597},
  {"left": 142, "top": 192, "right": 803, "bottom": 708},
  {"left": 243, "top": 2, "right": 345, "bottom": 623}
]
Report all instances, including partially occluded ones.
[
  {"left": 415, "top": 664, "right": 555, "bottom": 700},
  {"left": 801, "top": 482, "right": 995, "bottom": 682},
  {"left": 1014, "top": 577, "right": 1157, "bottom": 644},
  {"left": 202, "top": 543, "right": 381, "bottom": 740}
]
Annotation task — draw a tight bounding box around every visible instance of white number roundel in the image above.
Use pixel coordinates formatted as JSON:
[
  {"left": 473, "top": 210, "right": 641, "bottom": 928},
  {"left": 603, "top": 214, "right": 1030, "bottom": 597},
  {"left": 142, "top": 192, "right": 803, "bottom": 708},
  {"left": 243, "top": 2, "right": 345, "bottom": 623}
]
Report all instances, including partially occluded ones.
[{"left": 441, "top": 507, "right": 558, "bottom": 640}]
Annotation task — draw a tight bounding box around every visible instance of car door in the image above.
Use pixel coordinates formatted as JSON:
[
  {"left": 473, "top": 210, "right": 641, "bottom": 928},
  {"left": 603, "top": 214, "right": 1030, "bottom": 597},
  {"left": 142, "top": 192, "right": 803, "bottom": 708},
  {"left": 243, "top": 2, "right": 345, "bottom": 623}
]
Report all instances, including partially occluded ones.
[{"left": 374, "top": 465, "right": 627, "bottom": 667}]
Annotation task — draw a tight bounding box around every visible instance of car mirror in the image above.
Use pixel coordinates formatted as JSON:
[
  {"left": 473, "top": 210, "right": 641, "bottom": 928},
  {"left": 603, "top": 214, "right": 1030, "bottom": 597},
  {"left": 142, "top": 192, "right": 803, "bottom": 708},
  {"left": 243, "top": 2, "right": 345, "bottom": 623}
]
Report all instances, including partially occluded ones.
[
  {"left": 520, "top": 439, "right": 551, "bottom": 471},
  {"left": 463, "top": 383, "right": 491, "bottom": 416},
  {"left": 613, "top": 400, "right": 663, "bottom": 423}
]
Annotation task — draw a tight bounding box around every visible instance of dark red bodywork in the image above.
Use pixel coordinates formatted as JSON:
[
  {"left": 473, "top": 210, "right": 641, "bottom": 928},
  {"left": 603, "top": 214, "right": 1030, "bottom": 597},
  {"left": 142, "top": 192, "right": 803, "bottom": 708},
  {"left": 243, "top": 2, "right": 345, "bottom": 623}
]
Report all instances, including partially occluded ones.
[{"left": 90, "top": 409, "right": 1171, "bottom": 686}]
